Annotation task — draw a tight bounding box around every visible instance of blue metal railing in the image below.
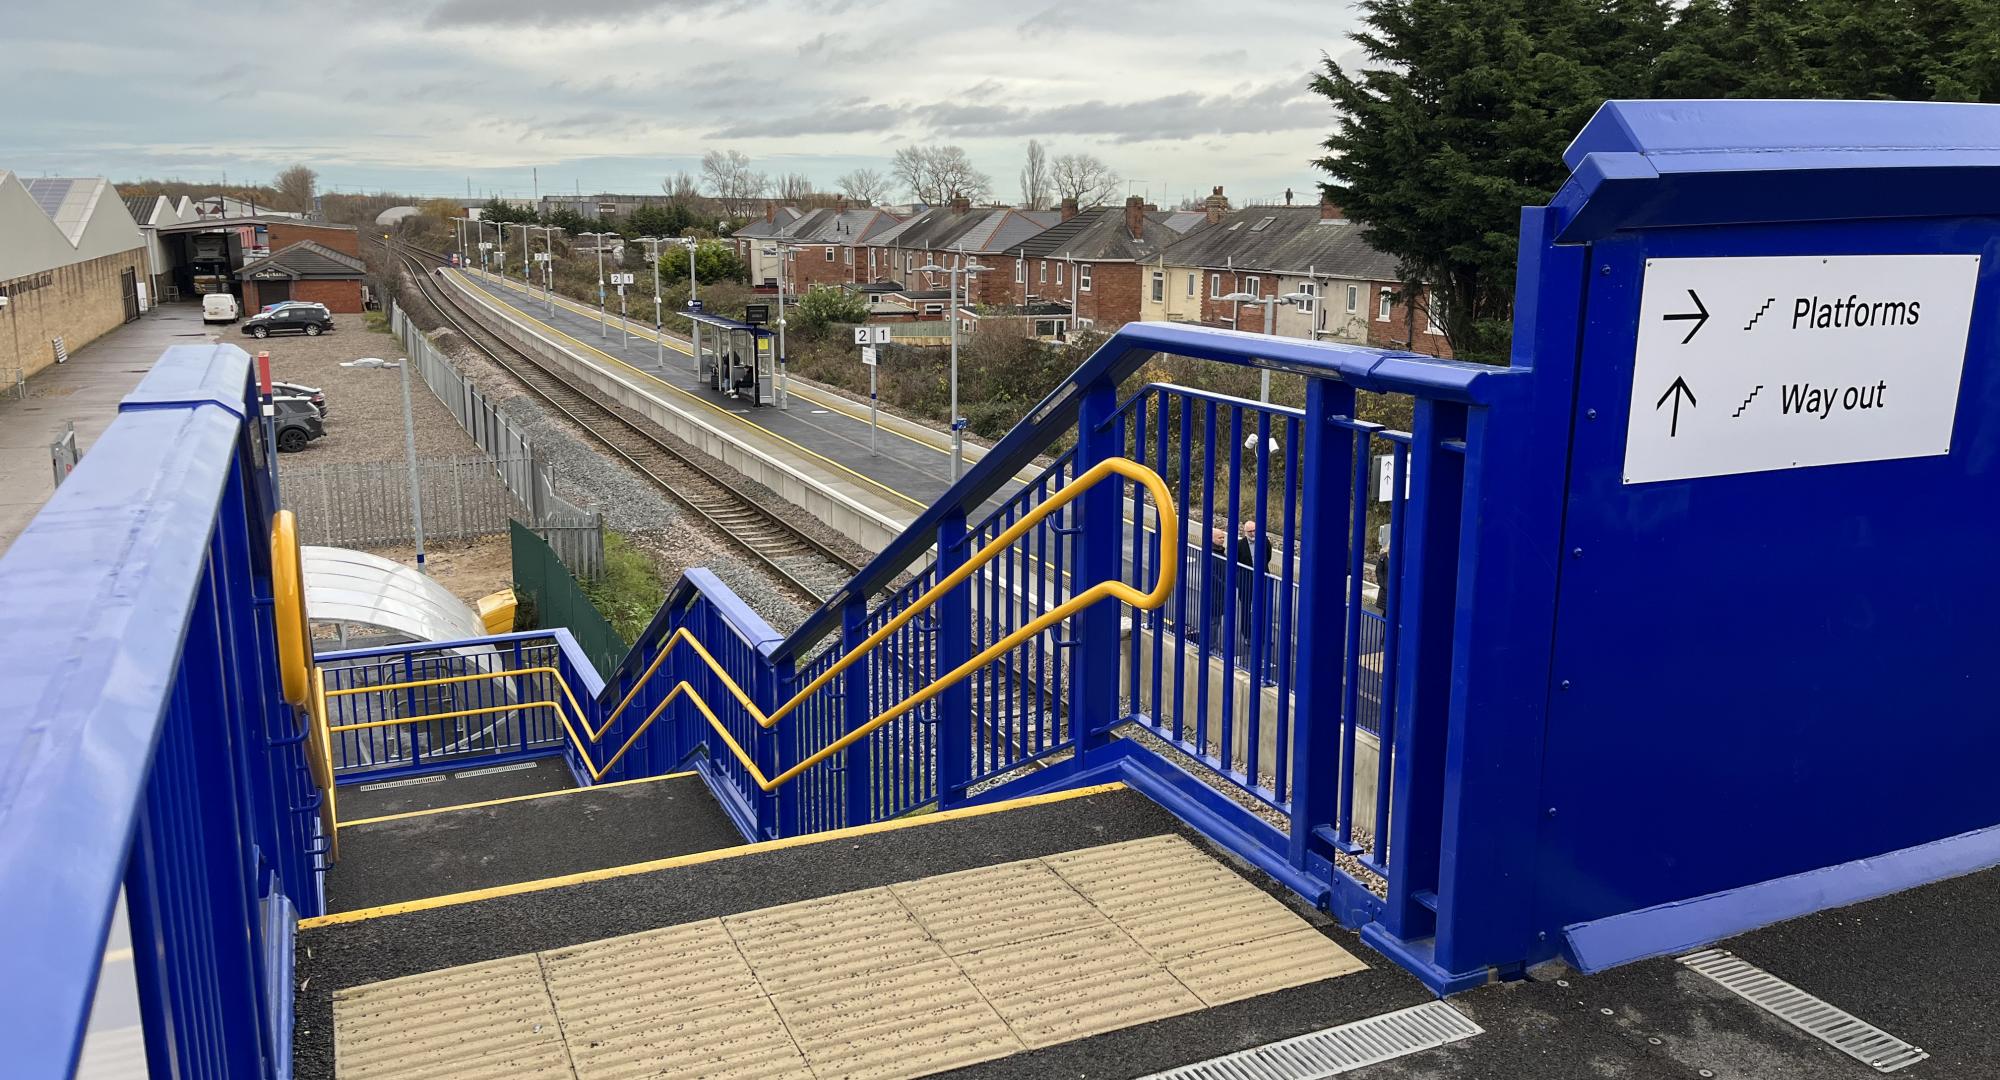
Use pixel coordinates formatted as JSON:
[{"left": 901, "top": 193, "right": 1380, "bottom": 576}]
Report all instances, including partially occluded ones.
[
  {"left": 318, "top": 320, "right": 1506, "bottom": 983},
  {"left": 0, "top": 345, "right": 323, "bottom": 1079}
]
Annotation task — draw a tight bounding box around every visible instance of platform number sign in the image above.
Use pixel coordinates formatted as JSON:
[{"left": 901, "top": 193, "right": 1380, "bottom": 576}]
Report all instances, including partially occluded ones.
[
  {"left": 1621, "top": 254, "right": 1980, "bottom": 484},
  {"left": 609, "top": 273, "right": 635, "bottom": 286}
]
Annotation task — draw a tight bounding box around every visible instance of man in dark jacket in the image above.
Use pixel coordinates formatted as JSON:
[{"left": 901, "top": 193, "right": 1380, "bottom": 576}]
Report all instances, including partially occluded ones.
[{"left": 1236, "top": 522, "right": 1274, "bottom": 674}]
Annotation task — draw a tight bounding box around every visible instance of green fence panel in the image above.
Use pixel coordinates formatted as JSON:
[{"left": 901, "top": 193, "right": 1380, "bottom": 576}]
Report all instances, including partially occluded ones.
[{"left": 511, "top": 520, "right": 627, "bottom": 677}]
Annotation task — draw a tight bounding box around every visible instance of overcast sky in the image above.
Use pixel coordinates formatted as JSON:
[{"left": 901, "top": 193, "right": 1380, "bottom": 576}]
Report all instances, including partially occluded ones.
[{"left": 1, "top": 0, "right": 1365, "bottom": 206}]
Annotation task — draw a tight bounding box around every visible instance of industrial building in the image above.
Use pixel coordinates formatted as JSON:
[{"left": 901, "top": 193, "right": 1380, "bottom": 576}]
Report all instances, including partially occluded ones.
[
  {"left": 0, "top": 171, "right": 146, "bottom": 389},
  {"left": 154, "top": 216, "right": 368, "bottom": 313}
]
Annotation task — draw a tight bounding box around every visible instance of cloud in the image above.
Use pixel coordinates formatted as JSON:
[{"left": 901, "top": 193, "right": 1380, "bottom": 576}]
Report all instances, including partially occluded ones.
[
  {"left": 706, "top": 103, "right": 908, "bottom": 139},
  {"left": 797, "top": 31, "right": 847, "bottom": 57},
  {"left": 422, "top": 0, "right": 752, "bottom": 28},
  {"left": 1017, "top": 6, "right": 1078, "bottom": 38},
  {"left": 914, "top": 79, "right": 1320, "bottom": 142}
]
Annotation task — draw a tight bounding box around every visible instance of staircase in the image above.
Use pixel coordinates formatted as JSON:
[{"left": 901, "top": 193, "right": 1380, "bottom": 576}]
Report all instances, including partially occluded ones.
[{"left": 294, "top": 783, "right": 1425, "bottom": 1080}]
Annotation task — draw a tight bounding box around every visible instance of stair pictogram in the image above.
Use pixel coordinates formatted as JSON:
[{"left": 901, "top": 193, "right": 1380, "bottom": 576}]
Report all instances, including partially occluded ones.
[
  {"left": 1744, "top": 297, "right": 1778, "bottom": 330},
  {"left": 1733, "top": 385, "right": 1764, "bottom": 417}
]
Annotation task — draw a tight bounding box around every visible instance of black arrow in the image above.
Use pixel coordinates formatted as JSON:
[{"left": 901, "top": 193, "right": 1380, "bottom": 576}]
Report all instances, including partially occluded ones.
[
  {"left": 1663, "top": 288, "right": 1709, "bottom": 344},
  {"left": 1656, "top": 376, "right": 1697, "bottom": 437}
]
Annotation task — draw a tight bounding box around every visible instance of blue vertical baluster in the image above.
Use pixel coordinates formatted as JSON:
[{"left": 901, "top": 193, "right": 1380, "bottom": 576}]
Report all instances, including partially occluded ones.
[
  {"left": 1371, "top": 439, "right": 1411, "bottom": 866},
  {"left": 1288, "top": 377, "right": 1358, "bottom": 869},
  {"left": 937, "top": 510, "right": 970, "bottom": 807},
  {"left": 1335, "top": 422, "right": 1380, "bottom": 848},
  {"left": 1220, "top": 406, "right": 1244, "bottom": 776},
  {"left": 1274, "top": 414, "right": 1301, "bottom": 807}
]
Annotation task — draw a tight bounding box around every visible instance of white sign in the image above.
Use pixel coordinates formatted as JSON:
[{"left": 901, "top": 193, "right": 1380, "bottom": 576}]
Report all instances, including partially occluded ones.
[
  {"left": 852, "top": 327, "right": 870, "bottom": 345},
  {"left": 534, "top": 252, "right": 551, "bottom": 263},
  {"left": 477, "top": 242, "right": 492, "bottom": 250},
  {"left": 616, "top": 285, "right": 626, "bottom": 296},
  {"left": 853, "top": 326, "right": 894, "bottom": 345},
  {"left": 1622, "top": 254, "right": 1980, "bottom": 485},
  {"left": 609, "top": 272, "right": 635, "bottom": 286},
  {"left": 1376, "top": 454, "right": 1411, "bottom": 503},
  {"left": 872, "top": 325, "right": 893, "bottom": 344},
  {"left": 860, "top": 345, "right": 878, "bottom": 366}
]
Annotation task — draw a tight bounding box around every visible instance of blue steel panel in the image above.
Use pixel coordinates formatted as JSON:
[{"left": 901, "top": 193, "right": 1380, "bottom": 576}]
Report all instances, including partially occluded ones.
[
  {"left": 1554, "top": 100, "right": 2000, "bottom": 242},
  {"left": 0, "top": 403, "right": 245, "bottom": 1077},
  {"left": 1536, "top": 214, "right": 2000, "bottom": 941},
  {"left": 119, "top": 342, "right": 254, "bottom": 418}
]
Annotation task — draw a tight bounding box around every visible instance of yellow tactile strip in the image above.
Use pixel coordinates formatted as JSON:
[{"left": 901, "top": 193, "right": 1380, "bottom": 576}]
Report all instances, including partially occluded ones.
[{"left": 331, "top": 833, "right": 1366, "bottom": 1080}]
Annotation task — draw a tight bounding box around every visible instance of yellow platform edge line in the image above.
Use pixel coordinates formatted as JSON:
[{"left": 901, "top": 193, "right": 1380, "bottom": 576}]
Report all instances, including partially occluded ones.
[
  {"left": 472, "top": 270, "right": 963, "bottom": 462},
  {"left": 299, "top": 781, "right": 1128, "bottom": 930},
  {"left": 447, "top": 270, "right": 928, "bottom": 511},
  {"left": 335, "top": 769, "right": 696, "bottom": 829}
]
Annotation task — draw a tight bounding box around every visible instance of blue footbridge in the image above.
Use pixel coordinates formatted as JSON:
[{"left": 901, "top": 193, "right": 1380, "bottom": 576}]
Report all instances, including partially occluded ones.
[{"left": 8, "top": 99, "right": 2000, "bottom": 1079}]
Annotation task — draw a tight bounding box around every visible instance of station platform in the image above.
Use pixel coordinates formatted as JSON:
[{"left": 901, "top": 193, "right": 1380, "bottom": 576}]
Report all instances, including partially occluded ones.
[
  {"left": 0, "top": 301, "right": 214, "bottom": 554},
  {"left": 443, "top": 269, "right": 1030, "bottom": 535}
]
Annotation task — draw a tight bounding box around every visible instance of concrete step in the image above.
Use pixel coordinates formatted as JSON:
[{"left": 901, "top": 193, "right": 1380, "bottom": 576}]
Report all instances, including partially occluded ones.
[
  {"left": 294, "top": 784, "right": 1429, "bottom": 1080},
  {"left": 324, "top": 770, "right": 742, "bottom": 914}
]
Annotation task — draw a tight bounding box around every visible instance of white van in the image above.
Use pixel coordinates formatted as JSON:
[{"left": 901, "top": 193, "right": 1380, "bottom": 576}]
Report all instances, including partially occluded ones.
[{"left": 202, "top": 293, "right": 241, "bottom": 324}]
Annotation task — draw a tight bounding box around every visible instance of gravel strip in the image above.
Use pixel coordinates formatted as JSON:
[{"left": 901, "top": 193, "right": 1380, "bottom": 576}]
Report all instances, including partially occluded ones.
[
  {"left": 263, "top": 314, "right": 485, "bottom": 468},
  {"left": 396, "top": 277, "right": 828, "bottom": 634}
]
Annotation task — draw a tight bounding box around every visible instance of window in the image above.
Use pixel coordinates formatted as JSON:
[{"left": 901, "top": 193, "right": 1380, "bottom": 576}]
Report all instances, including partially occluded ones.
[
  {"left": 1425, "top": 297, "right": 1443, "bottom": 335},
  {"left": 1346, "top": 284, "right": 1358, "bottom": 313},
  {"left": 868, "top": 250, "right": 876, "bottom": 271},
  {"left": 1150, "top": 272, "right": 1164, "bottom": 303},
  {"left": 1056, "top": 261, "right": 1064, "bottom": 285},
  {"left": 1243, "top": 275, "right": 1260, "bottom": 297},
  {"left": 843, "top": 246, "right": 853, "bottom": 265},
  {"left": 1186, "top": 273, "right": 1196, "bottom": 297},
  {"left": 1040, "top": 262, "right": 1047, "bottom": 284},
  {"left": 1080, "top": 264, "right": 1092, "bottom": 291},
  {"left": 824, "top": 247, "right": 835, "bottom": 261},
  {"left": 1298, "top": 282, "right": 1318, "bottom": 314},
  {"left": 1015, "top": 259, "right": 1025, "bottom": 283},
  {"left": 924, "top": 303, "right": 945, "bottom": 314},
  {"left": 1249, "top": 216, "right": 1276, "bottom": 232},
  {"left": 1377, "top": 289, "right": 1392, "bottom": 322},
  {"left": 1209, "top": 273, "right": 1222, "bottom": 299},
  {"left": 905, "top": 254, "right": 913, "bottom": 275}
]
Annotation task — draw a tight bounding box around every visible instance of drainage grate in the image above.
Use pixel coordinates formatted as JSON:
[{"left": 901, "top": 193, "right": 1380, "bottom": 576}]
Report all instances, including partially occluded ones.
[
  {"left": 1141, "top": 1001, "right": 1482, "bottom": 1079},
  {"left": 1679, "top": 949, "right": 1928, "bottom": 1073},
  {"left": 454, "top": 761, "right": 541, "bottom": 778}
]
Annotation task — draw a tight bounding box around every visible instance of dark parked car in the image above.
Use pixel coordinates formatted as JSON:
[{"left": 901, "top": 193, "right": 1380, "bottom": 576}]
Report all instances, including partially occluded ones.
[
  {"left": 242, "top": 306, "right": 334, "bottom": 339},
  {"left": 270, "top": 381, "right": 328, "bottom": 417},
  {"left": 272, "top": 397, "right": 324, "bottom": 452}
]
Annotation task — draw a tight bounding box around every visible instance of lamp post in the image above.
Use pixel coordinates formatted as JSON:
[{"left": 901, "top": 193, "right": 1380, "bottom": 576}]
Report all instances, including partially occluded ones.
[
  {"left": 762, "top": 241, "right": 794, "bottom": 410},
  {"left": 340, "top": 357, "right": 425, "bottom": 571},
  {"left": 510, "top": 221, "right": 532, "bottom": 286},
  {"left": 680, "top": 237, "right": 701, "bottom": 373},
  {"left": 636, "top": 237, "right": 670, "bottom": 368},
  {"left": 580, "top": 232, "right": 612, "bottom": 338},
  {"left": 1220, "top": 288, "right": 1317, "bottom": 402},
  {"left": 917, "top": 254, "right": 991, "bottom": 479},
  {"left": 530, "top": 225, "right": 556, "bottom": 316}
]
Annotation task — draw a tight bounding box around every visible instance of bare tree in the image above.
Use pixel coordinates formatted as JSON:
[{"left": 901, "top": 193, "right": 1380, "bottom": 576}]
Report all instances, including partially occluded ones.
[
  {"left": 891, "top": 145, "right": 992, "bottom": 205},
  {"left": 661, "top": 170, "right": 700, "bottom": 202},
  {"left": 836, "top": 168, "right": 891, "bottom": 205},
  {"left": 273, "top": 164, "right": 318, "bottom": 212},
  {"left": 1050, "top": 152, "right": 1120, "bottom": 207},
  {"left": 776, "top": 171, "right": 816, "bottom": 202},
  {"left": 1018, "top": 139, "right": 1052, "bottom": 210},
  {"left": 700, "top": 149, "right": 770, "bottom": 218}
]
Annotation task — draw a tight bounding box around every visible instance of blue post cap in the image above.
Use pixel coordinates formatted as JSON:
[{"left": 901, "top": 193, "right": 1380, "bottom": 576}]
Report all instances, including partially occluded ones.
[{"left": 1552, "top": 99, "right": 2000, "bottom": 242}]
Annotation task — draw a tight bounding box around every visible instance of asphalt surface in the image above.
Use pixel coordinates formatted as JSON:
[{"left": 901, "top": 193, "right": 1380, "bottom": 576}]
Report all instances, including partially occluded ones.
[
  {"left": 294, "top": 786, "right": 1432, "bottom": 1080},
  {"left": 453, "top": 271, "right": 1021, "bottom": 522},
  {"left": 333, "top": 756, "right": 572, "bottom": 820},
  {"left": 325, "top": 771, "right": 739, "bottom": 913}
]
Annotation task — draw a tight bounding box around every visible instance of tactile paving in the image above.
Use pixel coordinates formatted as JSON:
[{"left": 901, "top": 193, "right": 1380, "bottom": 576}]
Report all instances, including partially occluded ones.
[{"left": 332, "top": 832, "right": 1367, "bottom": 1080}]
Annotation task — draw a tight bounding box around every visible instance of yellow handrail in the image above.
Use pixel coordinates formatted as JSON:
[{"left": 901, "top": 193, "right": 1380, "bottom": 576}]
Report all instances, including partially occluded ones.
[{"left": 319, "top": 456, "right": 1178, "bottom": 791}]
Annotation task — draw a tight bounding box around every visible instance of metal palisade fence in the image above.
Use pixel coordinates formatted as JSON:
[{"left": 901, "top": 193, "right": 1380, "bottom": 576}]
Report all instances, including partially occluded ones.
[{"left": 287, "top": 302, "right": 607, "bottom": 577}]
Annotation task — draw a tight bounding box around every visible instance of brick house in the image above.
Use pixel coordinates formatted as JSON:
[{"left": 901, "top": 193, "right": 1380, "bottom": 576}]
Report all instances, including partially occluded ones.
[
  {"left": 995, "top": 197, "right": 1201, "bottom": 331},
  {"left": 734, "top": 206, "right": 804, "bottom": 287},
  {"left": 236, "top": 241, "right": 367, "bottom": 313},
  {"left": 1143, "top": 196, "right": 1453, "bottom": 357},
  {"left": 864, "top": 200, "right": 1061, "bottom": 307},
  {"left": 773, "top": 207, "right": 904, "bottom": 293}
]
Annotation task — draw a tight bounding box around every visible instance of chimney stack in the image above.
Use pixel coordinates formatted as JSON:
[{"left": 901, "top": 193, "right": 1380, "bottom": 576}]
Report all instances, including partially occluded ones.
[
  {"left": 949, "top": 196, "right": 972, "bottom": 214},
  {"left": 1204, "top": 185, "right": 1229, "bottom": 224},
  {"left": 764, "top": 203, "right": 775, "bottom": 223},
  {"left": 1320, "top": 196, "right": 1344, "bottom": 222},
  {"left": 1059, "top": 197, "right": 1078, "bottom": 221},
  {"left": 1124, "top": 195, "right": 1146, "bottom": 240}
]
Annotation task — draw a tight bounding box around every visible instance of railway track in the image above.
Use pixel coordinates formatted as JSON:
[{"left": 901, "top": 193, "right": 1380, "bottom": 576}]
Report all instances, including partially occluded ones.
[{"left": 372, "top": 237, "right": 865, "bottom": 603}]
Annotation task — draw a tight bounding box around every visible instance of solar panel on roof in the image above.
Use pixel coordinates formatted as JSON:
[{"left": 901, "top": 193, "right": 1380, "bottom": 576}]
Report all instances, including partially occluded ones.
[{"left": 1251, "top": 216, "right": 1277, "bottom": 231}]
